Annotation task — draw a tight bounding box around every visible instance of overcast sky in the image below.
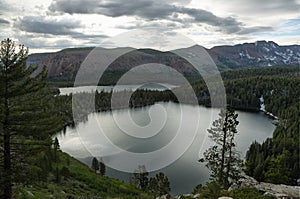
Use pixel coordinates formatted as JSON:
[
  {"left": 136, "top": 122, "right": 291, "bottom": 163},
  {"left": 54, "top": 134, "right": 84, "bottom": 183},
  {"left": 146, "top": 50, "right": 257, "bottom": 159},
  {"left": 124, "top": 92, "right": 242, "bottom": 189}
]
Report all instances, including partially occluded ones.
[{"left": 0, "top": 0, "right": 299, "bottom": 53}]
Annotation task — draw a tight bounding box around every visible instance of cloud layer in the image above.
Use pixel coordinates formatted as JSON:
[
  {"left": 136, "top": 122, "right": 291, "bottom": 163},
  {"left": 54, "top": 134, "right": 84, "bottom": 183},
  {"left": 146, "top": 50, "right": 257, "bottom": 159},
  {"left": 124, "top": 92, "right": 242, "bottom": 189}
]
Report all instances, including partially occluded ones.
[
  {"left": 15, "top": 16, "right": 81, "bottom": 35},
  {"left": 0, "top": 18, "right": 10, "bottom": 24},
  {"left": 1, "top": 0, "right": 299, "bottom": 52},
  {"left": 48, "top": 0, "right": 275, "bottom": 34}
]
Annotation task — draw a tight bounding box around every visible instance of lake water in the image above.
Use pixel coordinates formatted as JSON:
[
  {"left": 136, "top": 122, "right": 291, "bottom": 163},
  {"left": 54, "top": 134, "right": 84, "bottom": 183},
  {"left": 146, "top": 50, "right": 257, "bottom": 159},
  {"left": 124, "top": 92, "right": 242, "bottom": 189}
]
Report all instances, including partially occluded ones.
[
  {"left": 59, "top": 83, "right": 178, "bottom": 95},
  {"left": 57, "top": 102, "right": 275, "bottom": 195}
]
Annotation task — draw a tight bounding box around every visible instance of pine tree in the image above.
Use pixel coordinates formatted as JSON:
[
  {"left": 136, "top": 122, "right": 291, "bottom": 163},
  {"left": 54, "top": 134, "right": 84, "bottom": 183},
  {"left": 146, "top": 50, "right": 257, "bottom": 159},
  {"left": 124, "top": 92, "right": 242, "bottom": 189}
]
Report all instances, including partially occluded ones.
[
  {"left": 200, "top": 105, "right": 242, "bottom": 189},
  {"left": 131, "top": 165, "right": 149, "bottom": 190},
  {"left": 99, "top": 159, "right": 106, "bottom": 176},
  {"left": 53, "top": 137, "right": 60, "bottom": 160},
  {"left": 91, "top": 157, "right": 99, "bottom": 173},
  {"left": 53, "top": 137, "right": 60, "bottom": 183},
  {"left": 0, "top": 39, "right": 64, "bottom": 198},
  {"left": 148, "top": 172, "right": 171, "bottom": 197},
  {"left": 264, "top": 151, "right": 290, "bottom": 184}
]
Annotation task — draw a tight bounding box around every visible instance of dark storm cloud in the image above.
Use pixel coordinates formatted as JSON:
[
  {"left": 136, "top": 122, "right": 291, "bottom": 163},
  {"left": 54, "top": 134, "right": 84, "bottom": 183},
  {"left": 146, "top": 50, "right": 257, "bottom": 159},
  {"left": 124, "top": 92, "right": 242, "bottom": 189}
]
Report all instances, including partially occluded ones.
[
  {"left": 15, "top": 16, "right": 80, "bottom": 35},
  {"left": 48, "top": 0, "right": 185, "bottom": 16},
  {"left": 14, "top": 16, "right": 108, "bottom": 39},
  {"left": 0, "top": 18, "right": 10, "bottom": 24},
  {"left": 179, "top": 7, "right": 243, "bottom": 33},
  {"left": 48, "top": 0, "right": 246, "bottom": 34},
  {"left": 49, "top": 0, "right": 100, "bottom": 14}
]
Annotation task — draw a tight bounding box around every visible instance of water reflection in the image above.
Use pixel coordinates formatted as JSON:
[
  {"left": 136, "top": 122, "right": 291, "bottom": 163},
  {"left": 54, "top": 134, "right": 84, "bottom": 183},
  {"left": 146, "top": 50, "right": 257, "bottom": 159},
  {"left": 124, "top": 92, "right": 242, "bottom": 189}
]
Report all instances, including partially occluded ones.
[{"left": 58, "top": 102, "right": 275, "bottom": 194}]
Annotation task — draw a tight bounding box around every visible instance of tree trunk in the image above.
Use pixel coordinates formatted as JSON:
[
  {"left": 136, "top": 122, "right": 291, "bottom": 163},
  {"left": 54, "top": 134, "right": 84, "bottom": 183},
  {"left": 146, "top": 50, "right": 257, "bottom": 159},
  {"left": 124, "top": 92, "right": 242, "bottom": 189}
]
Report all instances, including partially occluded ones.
[
  {"left": 3, "top": 98, "right": 12, "bottom": 199},
  {"left": 220, "top": 132, "right": 226, "bottom": 186},
  {"left": 3, "top": 131, "right": 12, "bottom": 199},
  {"left": 220, "top": 113, "right": 228, "bottom": 187},
  {"left": 225, "top": 136, "right": 234, "bottom": 189},
  {"left": 3, "top": 51, "right": 12, "bottom": 199}
]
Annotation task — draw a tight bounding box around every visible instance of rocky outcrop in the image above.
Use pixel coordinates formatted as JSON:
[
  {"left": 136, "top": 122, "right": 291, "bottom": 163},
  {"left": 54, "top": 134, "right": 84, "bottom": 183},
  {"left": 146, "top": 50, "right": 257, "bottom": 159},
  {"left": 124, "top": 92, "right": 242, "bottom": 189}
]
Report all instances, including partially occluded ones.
[
  {"left": 157, "top": 175, "right": 299, "bottom": 199},
  {"left": 156, "top": 194, "right": 171, "bottom": 199},
  {"left": 209, "top": 41, "right": 300, "bottom": 69},
  {"left": 230, "top": 175, "right": 300, "bottom": 199},
  {"left": 160, "top": 194, "right": 232, "bottom": 199}
]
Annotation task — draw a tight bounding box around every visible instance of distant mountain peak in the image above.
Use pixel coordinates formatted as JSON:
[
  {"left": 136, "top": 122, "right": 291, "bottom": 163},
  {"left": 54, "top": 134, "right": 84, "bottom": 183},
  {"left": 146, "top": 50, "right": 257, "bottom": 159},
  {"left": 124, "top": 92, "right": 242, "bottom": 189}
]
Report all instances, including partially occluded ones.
[
  {"left": 253, "top": 40, "right": 279, "bottom": 48},
  {"left": 27, "top": 41, "right": 299, "bottom": 82}
]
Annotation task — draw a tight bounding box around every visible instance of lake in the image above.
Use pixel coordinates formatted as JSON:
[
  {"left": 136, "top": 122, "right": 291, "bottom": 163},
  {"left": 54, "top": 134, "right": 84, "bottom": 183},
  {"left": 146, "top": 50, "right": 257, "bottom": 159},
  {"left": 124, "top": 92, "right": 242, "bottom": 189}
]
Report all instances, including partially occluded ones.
[
  {"left": 59, "top": 83, "right": 178, "bottom": 95},
  {"left": 57, "top": 102, "right": 275, "bottom": 195}
]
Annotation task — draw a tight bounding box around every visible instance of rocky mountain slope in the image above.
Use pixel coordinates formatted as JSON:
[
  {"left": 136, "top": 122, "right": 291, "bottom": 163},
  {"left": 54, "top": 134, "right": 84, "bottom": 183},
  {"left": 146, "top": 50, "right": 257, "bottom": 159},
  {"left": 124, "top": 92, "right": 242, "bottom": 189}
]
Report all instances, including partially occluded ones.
[
  {"left": 27, "top": 41, "right": 300, "bottom": 84},
  {"left": 209, "top": 41, "right": 300, "bottom": 69}
]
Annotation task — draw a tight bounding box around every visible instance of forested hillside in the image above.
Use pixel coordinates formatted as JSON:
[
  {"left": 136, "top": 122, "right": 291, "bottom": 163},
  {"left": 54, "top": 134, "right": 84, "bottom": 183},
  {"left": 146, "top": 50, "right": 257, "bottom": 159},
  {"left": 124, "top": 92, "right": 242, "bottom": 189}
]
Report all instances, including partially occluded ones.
[
  {"left": 186, "top": 66, "right": 300, "bottom": 185},
  {"left": 56, "top": 66, "right": 299, "bottom": 186},
  {"left": 1, "top": 37, "right": 298, "bottom": 198}
]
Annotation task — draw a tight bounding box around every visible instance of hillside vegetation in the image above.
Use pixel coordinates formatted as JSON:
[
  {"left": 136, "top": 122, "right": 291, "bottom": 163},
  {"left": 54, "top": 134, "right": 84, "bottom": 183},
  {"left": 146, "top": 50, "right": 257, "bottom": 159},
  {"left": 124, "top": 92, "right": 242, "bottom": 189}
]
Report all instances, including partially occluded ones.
[
  {"left": 1, "top": 37, "right": 298, "bottom": 198},
  {"left": 15, "top": 151, "right": 152, "bottom": 199}
]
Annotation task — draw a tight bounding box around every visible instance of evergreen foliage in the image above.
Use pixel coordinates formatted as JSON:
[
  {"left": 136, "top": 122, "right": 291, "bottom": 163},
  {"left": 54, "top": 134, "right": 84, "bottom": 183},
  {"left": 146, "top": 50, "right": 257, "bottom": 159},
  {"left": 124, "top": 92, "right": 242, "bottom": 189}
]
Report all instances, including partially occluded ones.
[
  {"left": 99, "top": 160, "right": 106, "bottom": 176},
  {"left": 91, "top": 157, "right": 99, "bottom": 173},
  {"left": 0, "top": 39, "right": 64, "bottom": 198},
  {"left": 148, "top": 172, "right": 171, "bottom": 197},
  {"left": 131, "top": 165, "right": 149, "bottom": 190},
  {"left": 200, "top": 106, "right": 243, "bottom": 189}
]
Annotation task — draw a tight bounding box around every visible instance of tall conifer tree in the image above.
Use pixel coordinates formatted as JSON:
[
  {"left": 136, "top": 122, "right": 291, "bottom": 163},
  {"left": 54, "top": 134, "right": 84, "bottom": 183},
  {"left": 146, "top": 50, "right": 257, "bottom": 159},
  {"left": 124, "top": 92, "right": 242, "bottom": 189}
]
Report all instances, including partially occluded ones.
[
  {"left": 0, "top": 39, "right": 63, "bottom": 198},
  {"left": 200, "top": 105, "right": 242, "bottom": 189}
]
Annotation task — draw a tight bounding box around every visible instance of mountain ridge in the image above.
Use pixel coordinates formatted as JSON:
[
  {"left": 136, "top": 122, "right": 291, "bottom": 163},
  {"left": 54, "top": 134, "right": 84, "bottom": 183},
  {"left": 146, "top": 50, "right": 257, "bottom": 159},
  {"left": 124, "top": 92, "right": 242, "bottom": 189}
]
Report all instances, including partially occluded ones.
[{"left": 27, "top": 41, "right": 300, "bottom": 84}]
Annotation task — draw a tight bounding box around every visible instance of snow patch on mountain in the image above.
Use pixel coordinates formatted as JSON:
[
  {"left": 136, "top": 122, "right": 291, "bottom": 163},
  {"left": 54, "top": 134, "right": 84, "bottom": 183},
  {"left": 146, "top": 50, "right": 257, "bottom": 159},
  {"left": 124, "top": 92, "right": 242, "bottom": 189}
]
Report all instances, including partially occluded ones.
[{"left": 259, "top": 96, "right": 266, "bottom": 112}]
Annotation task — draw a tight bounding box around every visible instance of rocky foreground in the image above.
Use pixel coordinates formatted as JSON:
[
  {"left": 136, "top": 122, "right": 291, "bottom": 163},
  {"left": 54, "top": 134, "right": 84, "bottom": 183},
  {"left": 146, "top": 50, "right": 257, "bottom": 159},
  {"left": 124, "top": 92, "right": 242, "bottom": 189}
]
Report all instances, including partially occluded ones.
[
  {"left": 231, "top": 175, "right": 300, "bottom": 199},
  {"left": 156, "top": 175, "right": 300, "bottom": 199}
]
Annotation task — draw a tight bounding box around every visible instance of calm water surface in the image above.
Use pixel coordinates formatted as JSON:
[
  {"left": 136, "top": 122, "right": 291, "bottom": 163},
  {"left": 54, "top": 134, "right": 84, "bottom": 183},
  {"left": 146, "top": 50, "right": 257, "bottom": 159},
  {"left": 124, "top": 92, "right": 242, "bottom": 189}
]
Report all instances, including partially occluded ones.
[
  {"left": 58, "top": 102, "right": 275, "bottom": 194},
  {"left": 59, "top": 84, "right": 178, "bottom": 95}
]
